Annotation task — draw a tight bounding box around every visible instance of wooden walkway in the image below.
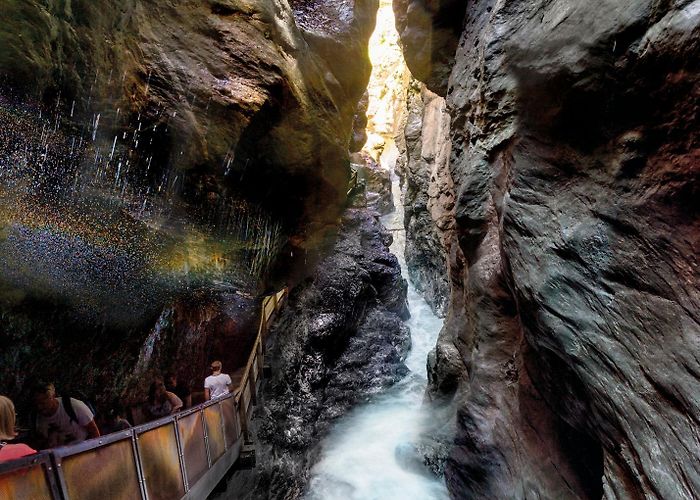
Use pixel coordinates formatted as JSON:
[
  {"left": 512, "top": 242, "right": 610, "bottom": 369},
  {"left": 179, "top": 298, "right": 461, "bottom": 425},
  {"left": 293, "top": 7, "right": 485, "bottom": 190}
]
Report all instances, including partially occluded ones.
[{"left": 0, "top": 288, "right": 287, "bottom": 500}]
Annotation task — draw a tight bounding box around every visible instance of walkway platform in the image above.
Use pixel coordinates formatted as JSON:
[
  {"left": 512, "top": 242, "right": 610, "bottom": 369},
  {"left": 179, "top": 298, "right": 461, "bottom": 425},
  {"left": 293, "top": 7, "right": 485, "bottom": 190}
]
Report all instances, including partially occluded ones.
[{"left": 0, "top": 289, "right": 286, "bottom": 500}]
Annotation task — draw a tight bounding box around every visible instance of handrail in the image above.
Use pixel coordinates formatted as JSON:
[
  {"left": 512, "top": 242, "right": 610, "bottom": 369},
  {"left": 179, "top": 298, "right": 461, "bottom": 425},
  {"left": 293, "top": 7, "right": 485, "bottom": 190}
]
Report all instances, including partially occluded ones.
[
  {"left": 0, "top": 287, "right": 287, "bottom": 500},
  {"left": 0, "top": 450, "right": 63, "bottom": 498}
]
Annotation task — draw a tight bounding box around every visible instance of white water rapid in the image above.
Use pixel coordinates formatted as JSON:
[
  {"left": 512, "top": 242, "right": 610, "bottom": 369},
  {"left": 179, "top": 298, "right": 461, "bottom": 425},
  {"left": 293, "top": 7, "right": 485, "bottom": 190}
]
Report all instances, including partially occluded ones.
[{"left": 306, "top": 146, "right": 450, "bottom": 500}]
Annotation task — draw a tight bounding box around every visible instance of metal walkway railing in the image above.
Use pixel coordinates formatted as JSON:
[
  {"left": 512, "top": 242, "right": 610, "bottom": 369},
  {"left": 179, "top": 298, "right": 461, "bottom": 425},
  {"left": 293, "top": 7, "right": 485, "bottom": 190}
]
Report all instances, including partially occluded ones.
[{"left": 0, "top": 288, "right": 287, "bottom": 500}]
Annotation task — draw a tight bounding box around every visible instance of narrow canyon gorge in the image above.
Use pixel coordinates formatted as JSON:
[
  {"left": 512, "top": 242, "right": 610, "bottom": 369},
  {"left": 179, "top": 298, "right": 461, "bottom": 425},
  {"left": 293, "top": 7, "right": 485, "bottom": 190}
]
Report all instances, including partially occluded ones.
[{"left": 0, "top": 0, "right": 698, "bottom": 499}]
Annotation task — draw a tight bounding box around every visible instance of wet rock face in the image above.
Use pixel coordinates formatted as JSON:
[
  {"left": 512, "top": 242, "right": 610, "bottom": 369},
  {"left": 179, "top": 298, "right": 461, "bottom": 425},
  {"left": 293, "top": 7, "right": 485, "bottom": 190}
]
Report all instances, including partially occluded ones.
[
  {"left": 395, "top": 80, "right": 453, "bottom": 317},
  {"left": 122, "top": 292, "right": 260, "bottom": 404},
  {"left": 350, "top": 151, "right": 395, "bottom": 215},
  {"left": 0, "top": 0, "right": 378, "bottom": 414},
  {"left": 397, "top": 0, "right": 700, "bottom": 498},
  {"left": 392, "top": 0, "right": 467, "bottom": 96},
  {"left": 244, "top": 207, "right": 410, "bottom": 497},
  {"left": 0, "top": 0, "right": 377, "bottom": 231}
]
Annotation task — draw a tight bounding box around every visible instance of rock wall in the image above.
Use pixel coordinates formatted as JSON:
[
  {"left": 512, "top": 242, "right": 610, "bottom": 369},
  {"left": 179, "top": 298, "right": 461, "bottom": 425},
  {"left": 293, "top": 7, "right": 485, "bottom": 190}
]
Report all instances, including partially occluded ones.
[
  {"left": 395, "top": 79, "right": 454, "bottom": 317},
  {"left": 220, "top": 205, "right": 410, "bottom": 498},
  {"left": 0, "top": 0, "right": 379, "bottom": 412},
  {"left": 392, "top": 0, "right": 466, "bottom": 95},
  {"left": 0, "top": 0, "right": 378, "bottom": 231},
  {"left": 363, "top": 0, "right": 412, "bottom": 159},
  {"left": 351, "top": 151, "right": 395, "bottom": 215},
  {"left": 395, "top": 0, "right": 700, "bottom": 498}
]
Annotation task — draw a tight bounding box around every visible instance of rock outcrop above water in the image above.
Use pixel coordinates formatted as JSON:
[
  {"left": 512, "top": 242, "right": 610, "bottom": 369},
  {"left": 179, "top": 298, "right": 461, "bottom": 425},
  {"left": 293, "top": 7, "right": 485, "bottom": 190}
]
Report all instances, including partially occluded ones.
[
  {"left": 396, "top": 0, "right": 700, "bottom": 498},
  {"left": 222, "top": 206, "right": 410, "bottom": 499},
  {"left": 395, "top": 80, "right": 453, "bottom": 317},
  {"left": 351, "top": 151, "right": 395, "bottom": 215}
]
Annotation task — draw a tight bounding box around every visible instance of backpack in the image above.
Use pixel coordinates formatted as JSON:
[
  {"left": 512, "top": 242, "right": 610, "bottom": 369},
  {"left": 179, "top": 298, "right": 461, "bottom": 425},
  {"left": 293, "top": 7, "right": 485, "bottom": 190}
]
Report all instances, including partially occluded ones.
[
  {"left": 30, "top": 393, "right": 98, "bottom": 443},
  {"left": 61, "top": 395, "right": 97, "bottom": 424}
]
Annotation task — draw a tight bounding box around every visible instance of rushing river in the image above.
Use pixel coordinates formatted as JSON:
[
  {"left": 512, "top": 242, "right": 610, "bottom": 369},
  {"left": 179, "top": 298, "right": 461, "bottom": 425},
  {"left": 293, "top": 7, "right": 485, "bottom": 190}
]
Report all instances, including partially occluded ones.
[{"left": 306, "top": 147, "right": 450, "bottom": 500}]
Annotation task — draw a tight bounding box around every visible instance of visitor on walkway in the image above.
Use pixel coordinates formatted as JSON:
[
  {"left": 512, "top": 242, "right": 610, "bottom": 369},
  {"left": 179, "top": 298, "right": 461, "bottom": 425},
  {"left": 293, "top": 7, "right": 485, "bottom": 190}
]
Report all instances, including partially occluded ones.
[
  {"left": 100, "top": 403, "right": 131, "bottom": 435},
  {"left": 165, "top": 372, "right": 192, "bottom": 409},
  {"left": 145, "top": 378, "right": 183, "bottom": 419},
  {"left": 31, "top": 382, "right": 100, "bottom": 449},
  {"left": 0, "top": 395, "right": 36, "bottom": 462},
  {"left": 204, "top": 360, "right": 232, "bottom": 400}
]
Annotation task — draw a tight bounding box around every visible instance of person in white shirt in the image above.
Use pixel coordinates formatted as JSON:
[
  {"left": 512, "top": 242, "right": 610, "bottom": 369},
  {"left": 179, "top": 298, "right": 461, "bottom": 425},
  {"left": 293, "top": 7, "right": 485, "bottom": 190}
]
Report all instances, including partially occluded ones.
[
  {"left": 204, "top": 360, "right": 232, "bottom": 400},
  {"left": 32, "top": 382, "right": 100, "bottom": 449}
]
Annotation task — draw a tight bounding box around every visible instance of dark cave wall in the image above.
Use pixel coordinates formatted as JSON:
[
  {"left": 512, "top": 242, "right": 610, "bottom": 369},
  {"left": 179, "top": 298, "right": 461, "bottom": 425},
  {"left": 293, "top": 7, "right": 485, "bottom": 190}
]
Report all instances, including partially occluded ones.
[
  {"left": 0, "top": 0, "right": 378, "bottom": 232},
  {"left": 394, "top": 0, "right": 700, "bottom": 498},
  {"left": 0, "top": 0, "right": 379, "bottom": 413}
]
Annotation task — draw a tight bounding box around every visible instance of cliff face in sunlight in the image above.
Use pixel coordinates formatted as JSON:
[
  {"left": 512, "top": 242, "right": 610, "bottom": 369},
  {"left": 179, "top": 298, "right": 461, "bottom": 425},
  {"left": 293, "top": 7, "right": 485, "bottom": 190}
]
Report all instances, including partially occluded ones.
[
  {"left": 0, "top": 0, "right": 378, "bottom": 410},
  {"left": 362, "top": 0, "right": 411, "bottom": 159},
  {"left": 395, "top": 80, "right": 454, "bottom": 317},
  {"left": 395, "top": 0, "right": 700, "bottom": 498}
]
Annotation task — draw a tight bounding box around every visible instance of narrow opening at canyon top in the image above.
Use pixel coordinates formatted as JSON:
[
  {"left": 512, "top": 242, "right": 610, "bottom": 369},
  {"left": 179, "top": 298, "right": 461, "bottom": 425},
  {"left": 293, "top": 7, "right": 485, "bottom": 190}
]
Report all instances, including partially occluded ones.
[
  {"left": 363, "top": 0, "right": 411, "bottom": 167},
  {"left": 301, "top": 4, "right": 451, "bottom": 499}
]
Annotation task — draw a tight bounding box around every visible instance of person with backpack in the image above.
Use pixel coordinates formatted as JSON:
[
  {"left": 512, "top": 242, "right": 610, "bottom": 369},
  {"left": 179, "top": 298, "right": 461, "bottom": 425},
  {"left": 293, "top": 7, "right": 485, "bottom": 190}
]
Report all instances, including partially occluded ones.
[{"left": 31, "top": 381, "right": 100, "bottom": 449}]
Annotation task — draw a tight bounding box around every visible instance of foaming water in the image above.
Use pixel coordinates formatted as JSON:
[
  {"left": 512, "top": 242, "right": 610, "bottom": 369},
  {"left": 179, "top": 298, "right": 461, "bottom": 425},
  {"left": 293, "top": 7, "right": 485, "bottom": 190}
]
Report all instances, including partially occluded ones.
[{"left": 306, "top": 144, "right": 449, "bottom": 500}]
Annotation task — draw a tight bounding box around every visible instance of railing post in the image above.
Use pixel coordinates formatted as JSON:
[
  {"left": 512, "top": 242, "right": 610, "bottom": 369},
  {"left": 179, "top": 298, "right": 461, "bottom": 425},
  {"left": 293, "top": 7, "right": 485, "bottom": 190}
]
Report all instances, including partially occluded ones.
[
  {"left": 219, "top": 401, "right": 228, "bottom": 451},
  {"left": 237, "top": 399, "right": 250, "bottom": 444},
  {"left": 248, "top": 366, "right": 258, "bottom": 407},
  {"left": 174, "top": 419, "right": 190, "bottom": 493},
  {"left": 43, "top": 455, "right": 64, "bottom": 500},
  {"left": 131, "top": 431, "right": 149, "bottom": 500},
  {"left": 236, "top": 398, "right": 248, "bottom": 443},
  {"left": 233, "top": 400, "right": 242, "bottom": 442},
  {"left": 233, "top": 398, "right": 241, "bottom": 441},
  {"left": 201, "top": 409, "right": 212, "bottom": 469},
  {"left": 51, "top": 455, "right": 70, "bottom": 500}
]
